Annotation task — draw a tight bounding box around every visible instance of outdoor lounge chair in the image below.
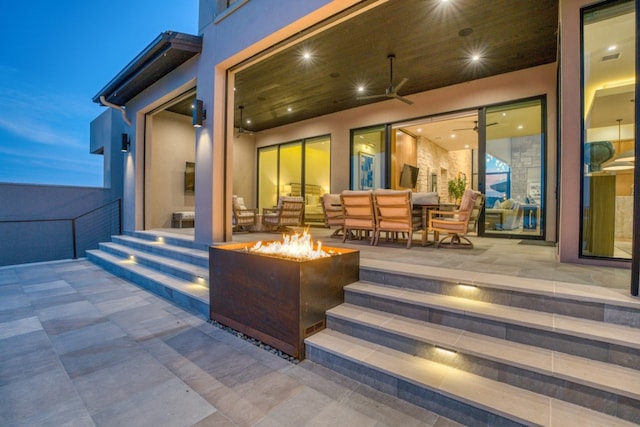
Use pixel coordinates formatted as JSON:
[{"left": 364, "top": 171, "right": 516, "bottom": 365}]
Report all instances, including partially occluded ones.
[
  {"left": 262, "top": 196, "right": 305, "bottom": 231},
  {"left": 232, "top": 195, "right": 257, "bottom": 232}
]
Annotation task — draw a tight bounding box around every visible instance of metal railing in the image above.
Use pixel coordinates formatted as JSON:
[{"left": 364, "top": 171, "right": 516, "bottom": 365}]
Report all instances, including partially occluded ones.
[{"left": 0, "top": 199, "right": 121, "bottom": 266}]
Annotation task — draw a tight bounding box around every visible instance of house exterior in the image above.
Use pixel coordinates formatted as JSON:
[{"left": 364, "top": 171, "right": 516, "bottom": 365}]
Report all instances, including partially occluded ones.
[{"left": 91, "top": 0, "right": 639, "bottom": 295}]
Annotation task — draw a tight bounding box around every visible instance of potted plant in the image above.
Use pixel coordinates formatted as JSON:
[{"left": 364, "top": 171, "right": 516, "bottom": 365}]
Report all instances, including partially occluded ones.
[{"left": 447, "top": 174, "right": 467, "bottom": 205}]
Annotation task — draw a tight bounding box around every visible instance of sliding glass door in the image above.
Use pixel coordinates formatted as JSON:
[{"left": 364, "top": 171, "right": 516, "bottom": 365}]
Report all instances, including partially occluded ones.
[{"left": 483, "top": 98, "right": 545, "bottom": 238}]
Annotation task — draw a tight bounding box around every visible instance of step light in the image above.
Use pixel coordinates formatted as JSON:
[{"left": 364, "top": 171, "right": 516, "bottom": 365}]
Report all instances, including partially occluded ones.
[
  {"left": 435, "top": 345, "right": 458, "bottom": 356},
  {"left": 457, "top": 282, "right": 477, "bottom": 290}
]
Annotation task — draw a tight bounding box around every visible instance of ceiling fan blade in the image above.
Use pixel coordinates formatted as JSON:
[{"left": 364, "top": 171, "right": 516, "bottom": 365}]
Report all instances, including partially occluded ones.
[
  {"left": 394, "top": 77, "right": 409, "bottom": 92},
  {"left": 357, "top": 94, "right": 387, "bottom": 101},
  {"left": 452, "top": 127, "right": 473, "bottom": 131},
  {"left": 394, "top": 94, "right": 414, "bottom": 105},
  {"left": 487, "top": 122, "right": 499, "bottom": 127}
]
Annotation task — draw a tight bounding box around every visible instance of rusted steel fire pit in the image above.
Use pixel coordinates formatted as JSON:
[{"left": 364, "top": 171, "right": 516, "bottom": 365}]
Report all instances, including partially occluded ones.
[{"left": 209, "top": 234, "right": 359, "bottom": 359}]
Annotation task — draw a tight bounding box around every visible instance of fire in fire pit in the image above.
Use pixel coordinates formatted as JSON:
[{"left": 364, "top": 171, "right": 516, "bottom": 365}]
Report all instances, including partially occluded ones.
[{"left": 249, "top": 230, "right": 331, "bottom": 261}]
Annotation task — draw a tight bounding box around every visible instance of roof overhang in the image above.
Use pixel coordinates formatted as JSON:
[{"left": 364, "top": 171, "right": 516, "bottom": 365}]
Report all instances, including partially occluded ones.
[{"left": 93, "top": 31, "right": 202, "bottom": 106}]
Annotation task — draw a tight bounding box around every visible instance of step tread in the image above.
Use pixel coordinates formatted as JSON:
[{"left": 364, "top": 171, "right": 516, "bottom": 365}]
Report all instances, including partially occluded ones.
[
  {"left": 346, "top": 281, "right": 640, "bottom": 349},
  {"left": 100, "top": 242, "right": 209, "bottom": 279},
  {"left": 360, "top": 259, "right": 640, "bottom": 310},
  {"left": 329, "top": 303, "right": 640, "bottom": 400},
  {"left": 113, "top": 235, "right": 209, "bottom": 260},
  {"left": 86, "top": 249, "right": 208, "bottom": 302},
  {"left": 306, "top": 329, "right": 637, "bottom": 427}
]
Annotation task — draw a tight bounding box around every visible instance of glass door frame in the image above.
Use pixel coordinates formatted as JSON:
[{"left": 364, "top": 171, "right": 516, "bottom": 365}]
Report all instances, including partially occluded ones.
[{"left": 477, "top": 95, "right": 547, "bottom": 240}]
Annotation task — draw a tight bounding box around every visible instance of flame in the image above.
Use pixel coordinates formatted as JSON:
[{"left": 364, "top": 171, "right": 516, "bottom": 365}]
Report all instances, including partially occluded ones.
[{"left": 249, "top": 229, "right": 329, "bottom": 261}]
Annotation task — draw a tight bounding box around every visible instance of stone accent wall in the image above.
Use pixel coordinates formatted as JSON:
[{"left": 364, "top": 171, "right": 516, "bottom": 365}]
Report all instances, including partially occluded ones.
[
  {"left": 417, "top": 136, "right": 473, "bottom": 203},
  {"left": 509, "top": 135, "right": 542, "bottom": 202}
]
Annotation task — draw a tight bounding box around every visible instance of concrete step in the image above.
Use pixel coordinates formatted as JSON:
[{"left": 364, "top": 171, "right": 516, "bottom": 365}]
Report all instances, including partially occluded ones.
[
  {"left": 126, "top": 230, "right": 210, "bottom": 251},
  {"left": 98, "top": 242, "right": 209, "bottom": 286},
  {"left": 326, "top": 303, "right": 640, "bottom": 421},
  {"left": 86, "top": 249, "right": 208, "bottom": 317},
  {"left": 111, "top": 234, "right": 209, "bottom": 268},
  {"left": 345, "top": 281, "right": 640, "bottom": 370},
  {"left": 305, "top": 329, "right": 638, "bottom": 427},
  {"left": 359, "top": 259, "right": 640, "bottom": 328}
]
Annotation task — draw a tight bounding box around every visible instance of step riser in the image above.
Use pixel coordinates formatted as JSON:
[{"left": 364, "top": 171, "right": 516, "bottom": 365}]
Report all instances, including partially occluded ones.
[
  {"left": 345, "top": 290, "right": 640, "bottom": 371},
  {"left": 326, "top": 315, "right": 640, "bottom": 423},
  {"left": 306, "top": 344, "right": 525, "bottom": 427},
  {"left": 111, "top": 236, "right": 208, "bottom": 268},
  {"left": 360, "top": 268, "right": 640, "bottom": 329},
  {"left": 98, "top": 243, "right": 208, "bottom": 285},
  {"left": 126, "top": 231, "right": 209, "bottom": 251},
  {"left": 87, "top": 251, "right": 208, "bottom": 317}
]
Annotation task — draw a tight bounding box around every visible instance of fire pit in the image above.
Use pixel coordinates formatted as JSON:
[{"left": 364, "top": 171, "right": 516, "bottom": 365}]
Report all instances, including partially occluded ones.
[{"left": 209, "top": 231, "right": 359, "bottom": 359}]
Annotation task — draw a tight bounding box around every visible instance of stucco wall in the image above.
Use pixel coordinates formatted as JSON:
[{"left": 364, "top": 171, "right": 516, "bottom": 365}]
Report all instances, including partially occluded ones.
[{"left": 146, "top": 110, "right": 196, "bottom": 229}]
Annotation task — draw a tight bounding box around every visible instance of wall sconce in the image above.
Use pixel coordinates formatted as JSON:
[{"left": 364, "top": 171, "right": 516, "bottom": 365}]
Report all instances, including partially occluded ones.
[
  {"left": 121, "top": 133, "right": 130, "bottom": 152},
  {"left": 192, "top": 99, "right": 206, "bottom": 127}
]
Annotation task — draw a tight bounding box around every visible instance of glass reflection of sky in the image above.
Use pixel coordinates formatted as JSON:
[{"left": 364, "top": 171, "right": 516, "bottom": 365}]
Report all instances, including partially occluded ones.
[{"left": 486, "top": 154, "right": 510, "bottom": 172}]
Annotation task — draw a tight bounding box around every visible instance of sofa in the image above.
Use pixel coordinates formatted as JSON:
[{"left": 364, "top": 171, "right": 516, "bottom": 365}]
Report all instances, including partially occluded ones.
[{"left": 485, "top": 199, "right": 522, "bottom": 230}]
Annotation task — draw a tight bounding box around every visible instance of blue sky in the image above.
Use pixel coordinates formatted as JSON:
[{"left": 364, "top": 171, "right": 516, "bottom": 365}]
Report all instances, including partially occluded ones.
[{"left": 0, "top": 1, "right": 198, "bottom": 187}]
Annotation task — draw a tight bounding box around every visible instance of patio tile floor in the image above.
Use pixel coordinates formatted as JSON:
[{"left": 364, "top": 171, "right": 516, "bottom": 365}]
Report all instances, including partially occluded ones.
[{"left": 0, "top": 259, "right": 460, "bottom": 427}]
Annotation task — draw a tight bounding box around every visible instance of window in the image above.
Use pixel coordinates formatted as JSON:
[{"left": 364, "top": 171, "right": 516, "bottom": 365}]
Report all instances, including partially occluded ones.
[
  {"left": 581, "top": 0, "right": 635, "bottom": 259},
  {"left": 351, "top": 126, "right": 386, "bottom": 190},
  {"left": 257, "top": 136, "right": 331, "bottom": 213}
]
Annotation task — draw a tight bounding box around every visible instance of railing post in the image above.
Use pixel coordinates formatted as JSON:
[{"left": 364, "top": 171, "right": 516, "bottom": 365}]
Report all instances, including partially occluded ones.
[{"left": 71, "top": 219, "right": 77, "bottom": 259}]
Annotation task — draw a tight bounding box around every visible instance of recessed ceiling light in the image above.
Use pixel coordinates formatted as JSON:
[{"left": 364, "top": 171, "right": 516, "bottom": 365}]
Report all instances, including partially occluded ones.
[
  {"left": 464, "top": 144, "right": 469, "bottom": 149},
  {"left": 303, "top": 52, "right": 311, "bottom": 60},
  {"left": 246, "top": 119, "right": 251, "bottom": 124},
  {"left": 450, "top": 134, "right": 456, "bottom": 138},
  {"left": 287, "top": 107, "right": 292, "bottom": 112},
  {"left": 608, "top": 45, "right": 617, "bottom": 51},
  {"left": 417, "top": 128, "right": 422, "bottom": 132},
  {"left": 471, "top": 54, "right": 480, "bottom": 62},
  {"left": 517, "top": 125, "right": 523, "bottom": 130},
  {"left": 502, "top": 112, "right": 507, "bottom": 117},
  {"left": 358, "top": 86, "right": 364, "bottom": 92}
]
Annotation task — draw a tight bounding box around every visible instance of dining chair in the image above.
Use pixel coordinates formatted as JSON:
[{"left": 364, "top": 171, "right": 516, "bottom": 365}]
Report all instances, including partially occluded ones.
[
  {"left": 373, "top": 189, "right": 422, "bottom": 248},
  {"left": 340, "top": 190, "right": 375, "bottom": 244},
  {"left": 429, "top": 189, "right": 485, "bottom": 248}
]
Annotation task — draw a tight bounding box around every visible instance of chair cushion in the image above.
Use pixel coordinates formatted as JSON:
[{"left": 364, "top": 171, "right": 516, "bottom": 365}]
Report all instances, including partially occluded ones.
[{"left": 459, "top": 189, "right": 478, "bottom": 212}]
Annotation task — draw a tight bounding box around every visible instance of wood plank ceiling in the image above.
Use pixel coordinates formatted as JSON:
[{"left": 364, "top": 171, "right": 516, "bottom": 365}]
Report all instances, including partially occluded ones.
[{"left": 231, "top": 0, "right": 558, "bottom": 133}]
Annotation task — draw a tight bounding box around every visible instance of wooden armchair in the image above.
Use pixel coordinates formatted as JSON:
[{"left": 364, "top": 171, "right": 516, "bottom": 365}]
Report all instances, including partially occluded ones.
[
  {"left": 262, "top": 196, "right": 305, "bottom": 231},
  {"left": 322, "top": 193, "right": 344, "bottom": 237},
  {"left": 429, "top": 189, "right": 485, "bottom": 248},
  {"left": 340, "top": 190, "right": 375, "bottom": 245},
  {"left": 373, "top": 189, "right": 422, "bottom": 248},
  {"left": 232, "top": 195, "right": 257, "bottom": 232}
]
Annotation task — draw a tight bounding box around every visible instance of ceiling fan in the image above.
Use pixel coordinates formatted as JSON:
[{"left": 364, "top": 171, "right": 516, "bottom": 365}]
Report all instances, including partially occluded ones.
[
  {"left": 452, "top": 120, "right": 498, "bottom": 132},
  {"left": 236, "top": 105, "right": 254, "bottom": 137},
  {"left": 357, "top": 54, "right": 413, "bottom": 105}
]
